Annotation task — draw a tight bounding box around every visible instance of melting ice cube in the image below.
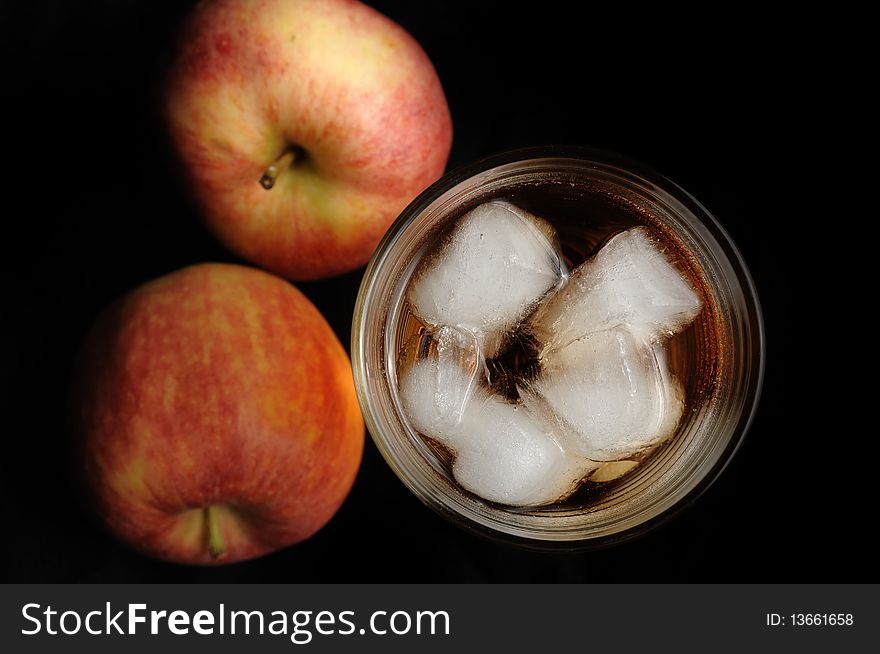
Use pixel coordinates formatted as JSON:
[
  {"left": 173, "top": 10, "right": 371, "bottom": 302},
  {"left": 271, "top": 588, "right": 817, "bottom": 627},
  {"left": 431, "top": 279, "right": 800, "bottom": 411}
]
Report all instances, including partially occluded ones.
[
  {"left": 397, "top": 326, "right": 483, "bottom": 445},
  {"left": 408, "top": 200, "right": 566, "bottom": 357},
  {"left": 529, "top": 227, "right": 702, "bottom": 353},
  {"left": 520, "top": 328, "right": 684, "bottom": 461},
  {"left": 452, "top": 399, "right": 597, "bottom": 506},
  {"left": 399, "top": 218, "right": 701, "bottom": 506},
  {"left": 397, "top": 326, "right": 595, "bottom": 505}
]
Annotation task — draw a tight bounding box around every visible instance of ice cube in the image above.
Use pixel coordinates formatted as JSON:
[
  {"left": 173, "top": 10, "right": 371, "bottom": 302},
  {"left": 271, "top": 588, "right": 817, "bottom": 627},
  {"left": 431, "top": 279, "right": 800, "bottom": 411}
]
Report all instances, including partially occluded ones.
[
  {"left": 529, "top": 227, "right": 702, "bottom": 352},
  {"left": 520, "top": 328, "right": 684, "bottom": 461},
  {"left": 397, "top": 326, "right": 484, "bottom": 445},
  {"left": 399, "top": 327, "right": 596, "bottom": 505},
  {"left": 408, "top": 200, "right": 566, "bottom": 357},
  {"left": 452, "top": 399, "right": 597, "bottom": 506}
]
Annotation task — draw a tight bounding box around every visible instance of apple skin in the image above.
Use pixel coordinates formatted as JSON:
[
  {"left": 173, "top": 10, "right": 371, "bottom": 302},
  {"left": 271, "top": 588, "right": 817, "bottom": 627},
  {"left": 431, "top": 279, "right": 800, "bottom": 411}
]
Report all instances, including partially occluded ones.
[
  {"left": 163, "top": 0, "right": 453, "bottom": 280},
  {"left": 70, "top": 263, "right": 364, "bottom": 564}
]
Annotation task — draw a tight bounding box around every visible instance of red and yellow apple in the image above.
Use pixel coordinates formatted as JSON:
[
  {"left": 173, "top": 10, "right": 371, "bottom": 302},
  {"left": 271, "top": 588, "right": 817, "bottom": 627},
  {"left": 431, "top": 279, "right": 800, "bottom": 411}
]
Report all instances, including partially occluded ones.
[
  {"left": 70, "top": 263, "right": 364, "bottom": 564},
  {"left": 163, "top": 0, "right": 453, "bottom": 280}
]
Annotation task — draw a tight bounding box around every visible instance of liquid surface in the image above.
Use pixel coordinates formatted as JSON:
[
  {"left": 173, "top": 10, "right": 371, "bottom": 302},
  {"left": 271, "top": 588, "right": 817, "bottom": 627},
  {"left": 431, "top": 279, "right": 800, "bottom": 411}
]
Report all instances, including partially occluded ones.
[{"left": 392, "top": 177, "right": 721, "bottom": 509}]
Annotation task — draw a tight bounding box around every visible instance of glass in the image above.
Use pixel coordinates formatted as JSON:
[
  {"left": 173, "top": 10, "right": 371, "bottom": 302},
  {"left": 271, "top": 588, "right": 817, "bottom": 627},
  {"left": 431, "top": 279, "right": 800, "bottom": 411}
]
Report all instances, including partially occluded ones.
[{"left": 352, "top": 146, "right": 764, "bottom": 547}]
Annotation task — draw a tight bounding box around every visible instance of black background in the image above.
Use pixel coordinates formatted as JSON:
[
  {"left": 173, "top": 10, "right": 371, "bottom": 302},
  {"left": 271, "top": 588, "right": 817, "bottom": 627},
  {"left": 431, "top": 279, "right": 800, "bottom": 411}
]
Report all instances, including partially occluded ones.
[{"left": 0, "top": 1, "right": 837, "bottom": 582}]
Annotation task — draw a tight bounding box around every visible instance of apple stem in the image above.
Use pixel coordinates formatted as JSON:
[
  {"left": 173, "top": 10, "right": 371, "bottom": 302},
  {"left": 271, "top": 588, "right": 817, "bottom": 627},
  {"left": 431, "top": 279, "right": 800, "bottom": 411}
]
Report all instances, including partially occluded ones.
[
  {"left": 259, "top": 150, "right": 297, "bottom": 190},
  {"left": 205, "top": 506, "right": 225, "bottom": 559}
]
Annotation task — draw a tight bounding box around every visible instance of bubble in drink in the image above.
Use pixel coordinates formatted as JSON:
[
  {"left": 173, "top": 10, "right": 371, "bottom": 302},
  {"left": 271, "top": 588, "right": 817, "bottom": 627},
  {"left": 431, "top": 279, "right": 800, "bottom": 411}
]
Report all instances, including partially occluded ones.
[{"left": 407, "top": 200, "right": 566, "bottom": 358}]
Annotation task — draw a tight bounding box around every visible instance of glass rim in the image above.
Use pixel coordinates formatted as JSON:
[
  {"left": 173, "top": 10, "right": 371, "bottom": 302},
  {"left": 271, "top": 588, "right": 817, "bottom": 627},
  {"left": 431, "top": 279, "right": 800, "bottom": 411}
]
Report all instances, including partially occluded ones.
[{"left": 352, "top": 145, "right": 765, "bottom": 548}]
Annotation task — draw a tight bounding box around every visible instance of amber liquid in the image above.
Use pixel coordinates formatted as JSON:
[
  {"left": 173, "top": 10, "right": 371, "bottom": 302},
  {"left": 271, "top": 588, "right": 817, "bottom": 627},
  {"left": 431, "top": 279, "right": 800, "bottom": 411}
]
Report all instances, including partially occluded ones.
[{"left": 392, "top": 174, "right": 722, "bottom": 511}]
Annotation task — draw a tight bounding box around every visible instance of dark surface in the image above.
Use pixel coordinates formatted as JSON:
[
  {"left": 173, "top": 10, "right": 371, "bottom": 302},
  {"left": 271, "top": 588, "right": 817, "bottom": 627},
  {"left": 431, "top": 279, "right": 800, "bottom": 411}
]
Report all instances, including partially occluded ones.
[{"left": 0, "top": 1, "right": 830, "bottom": 582}]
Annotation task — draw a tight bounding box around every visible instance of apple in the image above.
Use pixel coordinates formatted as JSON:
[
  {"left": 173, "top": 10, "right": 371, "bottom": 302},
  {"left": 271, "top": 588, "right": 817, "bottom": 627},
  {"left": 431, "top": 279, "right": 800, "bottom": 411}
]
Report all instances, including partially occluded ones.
[
  {"left": 70, "top": 263, "right": 364, "bottom": 564},
  {"left": 163, "top": 0, "right": 453, "bottom": 280}
]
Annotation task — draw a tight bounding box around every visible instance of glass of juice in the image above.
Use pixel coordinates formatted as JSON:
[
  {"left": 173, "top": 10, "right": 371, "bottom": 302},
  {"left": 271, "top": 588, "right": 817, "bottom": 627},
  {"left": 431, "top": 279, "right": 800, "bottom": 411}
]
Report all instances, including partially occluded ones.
[{"left": 352, "top": 146, "right": 763, "bottom": 547}]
